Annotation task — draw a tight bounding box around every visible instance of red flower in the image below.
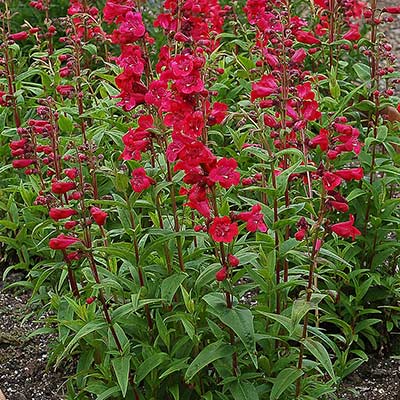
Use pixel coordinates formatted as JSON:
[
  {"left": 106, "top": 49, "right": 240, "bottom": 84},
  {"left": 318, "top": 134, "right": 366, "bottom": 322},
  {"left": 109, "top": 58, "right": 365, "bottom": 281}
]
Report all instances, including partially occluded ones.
[
  {"left": 9, "top": 31, "right": 29, "bottom": 41},
  {"left": 215, "top": 266, "right": 228, "bottom": 281},
  {"left": 295, "top": 30, "right": 321, "bottom": 45},
  {"left": 10, "top": 139, "right": 27, "bottom": 150},
  {"left": 383, "top": 7, "right": 400, "bottom": 14},
  {"left": 209, "top": 158, "right": 240, "bottom": 189},
  {"left": 103, "top": 0, "right": 133, "bottom": 23},
  {"left": 209, "top": 216, "right": 238, "bottom": 243},
  {"left": 228, "top": 254, "right": 240, "bottom": 267},
  {"left": 297, "top": 82, "right": 315, "bottom": 101},
  {"left": 64, "top": 221, "right": 79, "bottom": 230},
  {"left": 90, "top": 207, "right": 108, "bottom": 226},
  {"left": 185, "top": 184, "right": 211, "bottom": 218},
  {"left": 309, "top": 129, "right": 329, "bottom": 151},
  {"left": 116, "top": 45, "right": 145, "bottom": 76},
  {"left": 331, "top": 214, "right": 361, "bottom": 241},
  {"left": 334, "top": 168, "right": 363, "bottom": 181},
  {"left": 66, "top": 250, "right": 81, "bottom": 261},
  {"left": 322, "top": 172, "right": 342, "bottom": 191},
  {"left": 175, "top": 142, "right": 215, "bottom": 172},
  {"left": 112, "top": 11, "right": 145, "bottom": 44},
  {"left": 291, "top": 48, "right": 307, "bottom": 64},
  {"left": 130, "top": 167, "right": 155, "bottom": 192},
  {"left": 56, "top": 85, "right": 75, "bottom": 97},
  {"left": 86, "top": 296, "right": 96, "bottom": 304},
  {"left": 12, "top": 159, "right": 35, "bottom": 169},
  {"left": 329, "top": 201, "right": 349, "bottom": 213},
  {"left": 175, "top": 74, "right": 205, "bottom": 94},
  {"left": 49, "top": 208, "right": 77, "bottom": 221},
  {"left": 49, "top": 234, "right": 80, "bottom": 250},
  {"left": 251, "top": 74, "right": 278, "bottom": 102},
  {"left": 64, "top": 168, "right": 79, "bottom": 179},
  {"left": 51, "top": 181, "right": 76, "bottom": 194},
  {"left": 208, "top": 102, "right": 228, "bottom": 125},
  {"left": 343, "top": 24, "right": 361, "bottom": 41},
  {"left": 295, "top": 229, "right": 306, "bottom": 241},
  {"left": 237, "top": 204, "right": 267, "bottom": 233},
  {"left": 170, "top": 54, "right": 194, "bottom": 77},
  {"left": 301, "top": 100, "right": 321, "bottom": 121}
]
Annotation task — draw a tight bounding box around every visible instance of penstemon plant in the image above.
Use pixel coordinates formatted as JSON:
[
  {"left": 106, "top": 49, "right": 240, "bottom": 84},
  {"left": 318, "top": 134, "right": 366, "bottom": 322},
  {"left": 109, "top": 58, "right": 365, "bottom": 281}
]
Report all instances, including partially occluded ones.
[{"left": 1, "top": 0, "right": 400, "bottom": 399}]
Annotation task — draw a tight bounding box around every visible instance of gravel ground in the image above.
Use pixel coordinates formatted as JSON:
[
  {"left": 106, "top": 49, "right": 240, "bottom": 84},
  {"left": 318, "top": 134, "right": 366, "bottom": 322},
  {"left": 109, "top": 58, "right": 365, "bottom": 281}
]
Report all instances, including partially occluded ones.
[
  {"left": 339, "top": 357, "right": 400, "bottom": 400},
  {"left": 0, "top": 277, "right": 67, "bottom": 400}
]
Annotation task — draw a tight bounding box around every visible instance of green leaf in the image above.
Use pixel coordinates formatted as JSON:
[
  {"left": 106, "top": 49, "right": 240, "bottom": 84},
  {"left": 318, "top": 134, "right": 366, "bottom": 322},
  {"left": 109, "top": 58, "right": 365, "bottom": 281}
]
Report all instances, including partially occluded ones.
[
  {"left": 111, "top": 356, "right": 130, "bottom": 397},
  {"left": 355, "top": 100, "right": 376, "bottom": 112},
  {"left": 135, "top": 353, "right": 168, "bottom": 384},
  {"left": 257, "top": 311, "right": 294, "bottom": 337},
  {"left": 0, "top": 219, "right": 18, "bottom": 229},
  {"left": 159, "top": 357, "right": 189, "bottom": 380},
  {"left": 58, "top": 115, "right": 74, "bottom": 133},
  {"left": 57, "top": 320, "right": 107, "bottom": 365},
  {"left": 353, "top": 63, "right": 370, "bottom": 81},
  {"left": 83, "top": 43, "right": 97, "bottom": 55},
  {"left": 270, "top": 368, "right": 303, "bottom": 400},
  {"left": 169, "top": 384, "right": 179, "bottom": 400},
  {"left": 291, "top": 299, "right": 312, "bottom": 329},
  {"left": 230, "top": 381, "right": 259, "bottom": 400},
  {"left": 184, "top": 341, "right": 233, "bottom": 382},
  {"left": 203, "top": 294, "right": 257, "bottom": 368},
  {"left": 303, "top": 338, "right": 335, "bottom": 380},
  {"left": 156, "top": 311, "right": 170, "bottom": 349},
  {"left": 181, "top": 285, "right": 195, "bottom": 313},
  {"left": 347, "top": 188, "right": 366, "bottom": 202},
  {"left": 96, "top": 386, "right": 121, "bottom": 400},
  {"left": 242, "top": 146, "right": 271, "bottom": 163},
  {"left": 161, "top": 272, "right": 188, "bottom": 304},
  {"left": 275, "top": 160, "right": 302, "bottom": 196}
]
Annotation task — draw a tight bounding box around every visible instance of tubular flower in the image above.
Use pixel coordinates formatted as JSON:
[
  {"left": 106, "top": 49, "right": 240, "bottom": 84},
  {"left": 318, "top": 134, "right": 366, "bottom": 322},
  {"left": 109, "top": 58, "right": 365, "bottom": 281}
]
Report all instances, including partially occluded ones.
[
  {"left": 383, "top": 7, "right": 400, "bottom": 14},
  {"left": 49, "top": 234, "right": 80, "bottom": 250},
  {"left": 51, "top": 181, "right": 76, "bottom": 194},
  {"left": 9, "top": 31, "right": 29, "bottom": 41},
  {"left": 334, "top": 168, "right": 364, "bottom": 181},
  {"left": 331, "top": 214, "right": 361, "bottom": 241},
  {"left": 12, "top": 159, "right": 35, "bottom": 169},
  {"left": 215, "top": 266, "right": 228, "bottom": 281},
  {"left": 295, "top": 30, "right": 321, "bottom": 45},
  {"left": 56, "top": 85, "right": 75, "bottom": 97},
  {"left": 49, "top": 208, "right": 77, "bottom": 221},
  {"left": 209, "top": 158, "right": 240, "bottom": 189},
  {"left": 322, "top": 172, "right": 342, "bottom": 191},
  {"left": 309, "top": 129, "right": 329, "bottom": 151},
  {"left": 228, "top": 254, "right": 240, "bottom": 267},
  {"left": 343, "top": 24, "right": 361, "bottom": 41},
  {"left": 209, "top": 216, "right": 238, "bottom": 243},
  {"left": 237, "top": 204, "right": 267, "bottom": 233},
  {"left": 251, "top": 74, "right": 278, "bottom": 102},
  {"left": 130, "top": 167, "right": 155, "bottom": 193},
  {"left": 90, "top": 207, "right": 108, "bottom": 226}
]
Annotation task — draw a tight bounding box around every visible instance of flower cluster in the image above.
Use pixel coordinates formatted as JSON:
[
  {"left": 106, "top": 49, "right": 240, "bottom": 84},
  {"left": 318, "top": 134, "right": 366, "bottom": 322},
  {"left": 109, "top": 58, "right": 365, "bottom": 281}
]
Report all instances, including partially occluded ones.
[
  {"left": 67, "top": 0, "right": 106, "bottom": 40},
  {"left": 244, "top": 0, "right": 363, "bottom": 241},
  {"left": 154, "top": 0, "right": 230, "bottom": 52},
  {"left": 104, "top": 1, "right": 150, "bottom": 111}
]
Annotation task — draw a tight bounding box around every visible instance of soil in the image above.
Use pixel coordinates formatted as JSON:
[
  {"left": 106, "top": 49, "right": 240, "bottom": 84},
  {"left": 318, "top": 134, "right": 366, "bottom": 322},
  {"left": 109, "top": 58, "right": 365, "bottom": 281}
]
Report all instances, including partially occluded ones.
[
  {"left": 0, "top": 273, "right": 67, "bottom": 400},
  {"left": 338, "top": 357, "right": 400, "bottom": 400}
]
